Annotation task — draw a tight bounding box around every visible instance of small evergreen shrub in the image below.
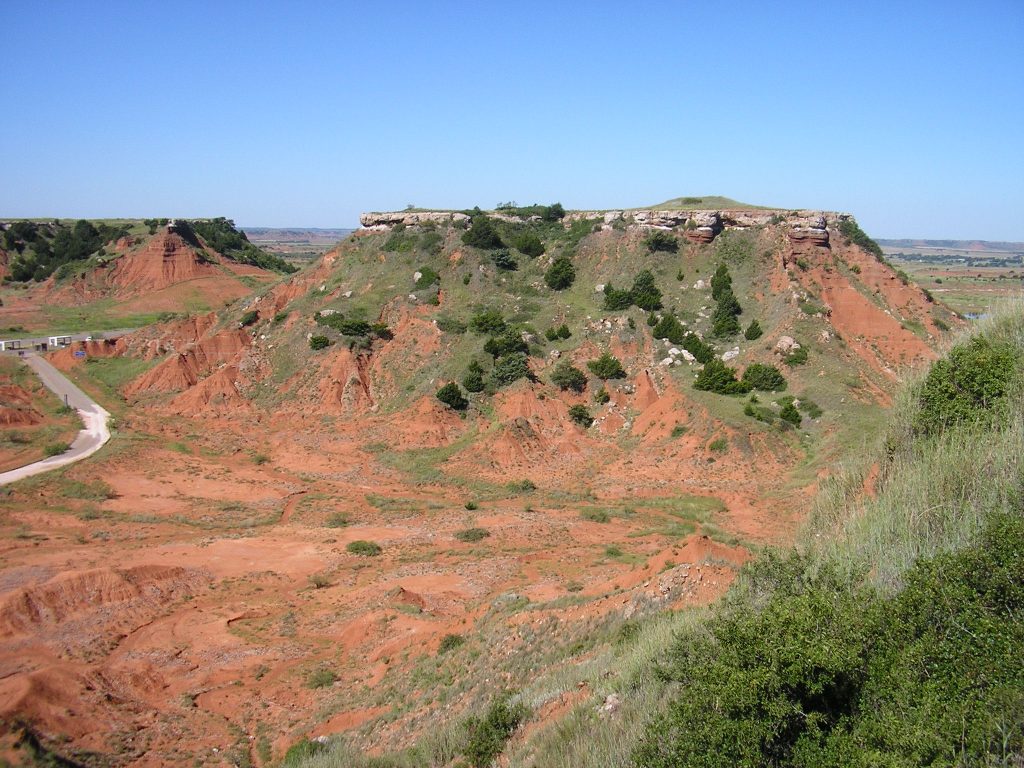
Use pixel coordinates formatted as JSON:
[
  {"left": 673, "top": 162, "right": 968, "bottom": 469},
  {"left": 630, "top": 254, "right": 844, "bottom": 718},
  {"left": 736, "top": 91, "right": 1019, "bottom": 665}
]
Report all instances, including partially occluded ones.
[
  {"left": 587, "top": 352, "right": 626, "bottom": 380},
  {"left": 779, "top": 401, "right": 802, "bottom": 425},
  {"left": 462, "top": 215, "right": 503, "bottom": 249},
  {"left": 490, "top": 248, "right": 517, "bottom": 270},
  {"left": 544, "top": 257, "right": 576, "bottom": 290},
  {"left": 550, "top": 361, "right": 587, "bottom": 393},
  {"left": 594, "top": 387, "right": 610, "bottom": 404},
  {"left": 742, "top": 363, "right": 787, "bottom": 391},
  {"left": 513, "top": 232, "right": 545, "bottom": 257},
  {"left": 239, "top": 309, "right": 259, "bottom": 327},
  {"left": 309, "top": 335, "right": 331, "bottom": 350},
  {"left": 694, "top": 359, "right": 751, "bottom": 395},
  {"left": 630, "top": 269, "right": 663, "bottom": 311},
  {"left": 602, "top": 284, "right": 633, "bottom": 310},
  {"left": 568, "top": 404, "right": 593, "bottom": 427},
  {"left": 463, "top": 360, "right": 486, "bottom": 393},
  {"left": 653, "top": 313, "right": 687, "bottom": 344},
  {"left": 436, "top": 382, "right": 469, "bottom": 410},
  {"left": 644, "top": 231, "right": 679, "bottom": 253},
  {"left": 415, "top": 266, "right": 440, "bottom": 288},
  {"left": 743, "top": 319, "right": 763, "bottom": 340},
  {"left": 484, "top": 329, "right": 528, "bottom": 358},
  {"left": 492, "top": 353, "right": 531, "bottom": 385},
  {"left": 470, "top": 309, "right": 506, "bottom": 334},
  {"left": 544, "top": 327, "right": 559, "bottom": 341},
  {"left": 682, "top": 333, "right": 715, "bottom": 364},
  {"left": 710, "top": 264, "right": 732, "bottom": 301}
]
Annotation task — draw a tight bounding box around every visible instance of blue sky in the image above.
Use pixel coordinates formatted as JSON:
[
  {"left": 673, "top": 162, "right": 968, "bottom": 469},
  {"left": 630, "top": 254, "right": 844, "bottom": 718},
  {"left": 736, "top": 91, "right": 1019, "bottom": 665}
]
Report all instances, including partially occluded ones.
[{"left": 2, "top": 1, "right": 1022, "bottom": 238}]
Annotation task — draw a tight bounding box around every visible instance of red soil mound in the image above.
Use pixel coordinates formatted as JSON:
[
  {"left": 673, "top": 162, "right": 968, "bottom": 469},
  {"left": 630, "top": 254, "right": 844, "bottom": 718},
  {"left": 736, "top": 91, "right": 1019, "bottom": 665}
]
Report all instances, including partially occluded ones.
[
  {"left": 125, "top": 328, "right": 250, "bottom": 396},
  {"left": 0, "top": 385, "right": 42, "bottom": 426}
]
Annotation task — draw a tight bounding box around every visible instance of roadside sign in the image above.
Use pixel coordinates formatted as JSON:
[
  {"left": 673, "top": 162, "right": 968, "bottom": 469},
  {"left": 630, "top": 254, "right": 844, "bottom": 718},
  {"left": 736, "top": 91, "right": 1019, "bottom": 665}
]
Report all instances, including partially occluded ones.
[{"left": 74, "top": 351, "right": 86, "bottom": 359}]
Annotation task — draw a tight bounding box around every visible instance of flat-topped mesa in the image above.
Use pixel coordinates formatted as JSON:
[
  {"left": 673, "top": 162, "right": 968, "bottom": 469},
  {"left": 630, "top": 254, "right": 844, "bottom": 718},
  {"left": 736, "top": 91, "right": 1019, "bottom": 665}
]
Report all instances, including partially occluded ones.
[{"left": 358, "top": 207, "right": 851, "bottom": 247}]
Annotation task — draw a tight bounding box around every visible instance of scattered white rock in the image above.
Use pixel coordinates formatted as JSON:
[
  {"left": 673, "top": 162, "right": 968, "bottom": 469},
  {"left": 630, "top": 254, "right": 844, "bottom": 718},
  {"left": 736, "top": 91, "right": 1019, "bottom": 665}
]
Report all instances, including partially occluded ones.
[
  {"left": 722, "top": 348, "right": 739, "bottom": 361},
  {"left": 599, "top": 693, "right": 622, "bottom": 716},
  {"left": 668, "top": 347, "right": 681, "bottom": 356},
  {"left": 694, "top": 280, "right": 707, "bottom": 289},
  {"left": 680, "top": 349, "right": 696, "bottom": 362},
  {"left": 319, "top": 284, "right": 326, "bottom": 292},
  {"left": 408, "top": 293, "right": 418, "bottom": 301},
  {"left": 595, "top": 284, "right": 605, "bottom": 292},
  {"left": 660, "top": 357, "right": 674, "bottom": 366},
  {"left": 413, "top": 271, "right": 422, "bottom": 283},
  {"left": 775, "top": 336, "right": 801, "bottom": 354},
  {"left": 320, "top": 308, "right": 340, "bottom": 316}
]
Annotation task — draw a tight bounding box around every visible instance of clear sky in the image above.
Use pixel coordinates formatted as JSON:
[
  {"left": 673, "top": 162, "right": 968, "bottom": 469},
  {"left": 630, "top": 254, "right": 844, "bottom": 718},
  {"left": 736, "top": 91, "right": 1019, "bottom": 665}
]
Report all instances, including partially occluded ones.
[{"left": 2, "top": 1, "right": 1022, "bottom": 239}]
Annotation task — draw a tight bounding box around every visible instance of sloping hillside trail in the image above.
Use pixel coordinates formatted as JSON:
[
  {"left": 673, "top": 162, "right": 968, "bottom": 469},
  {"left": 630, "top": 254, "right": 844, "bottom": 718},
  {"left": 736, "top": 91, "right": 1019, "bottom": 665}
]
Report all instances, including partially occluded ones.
[{"left": 0, "top": 354, "right": 110, "bottom": 485}]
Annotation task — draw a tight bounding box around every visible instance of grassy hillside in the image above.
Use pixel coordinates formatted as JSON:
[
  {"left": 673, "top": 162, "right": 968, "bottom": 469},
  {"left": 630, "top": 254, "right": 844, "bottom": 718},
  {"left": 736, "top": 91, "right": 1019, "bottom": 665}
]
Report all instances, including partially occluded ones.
[
  {"left": 288, "top": 304, "right": 1023, "bottom": 767},
  {"left": 642, "top": 195, "right": 773, "bottom": 210}
]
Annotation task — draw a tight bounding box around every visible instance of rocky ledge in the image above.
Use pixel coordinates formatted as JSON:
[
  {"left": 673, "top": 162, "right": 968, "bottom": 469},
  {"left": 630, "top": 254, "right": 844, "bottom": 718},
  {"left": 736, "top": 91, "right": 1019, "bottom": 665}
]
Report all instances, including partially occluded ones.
[{"left": 358, "top": 207, "right": 850, "bottom": 247}]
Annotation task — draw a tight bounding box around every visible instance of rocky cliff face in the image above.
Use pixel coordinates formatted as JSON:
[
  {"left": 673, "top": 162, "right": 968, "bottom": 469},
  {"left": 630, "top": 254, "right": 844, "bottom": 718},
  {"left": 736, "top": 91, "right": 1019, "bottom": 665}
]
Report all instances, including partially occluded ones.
[{"left": 359, "top": 208, "right": 850, "bottom": 248}]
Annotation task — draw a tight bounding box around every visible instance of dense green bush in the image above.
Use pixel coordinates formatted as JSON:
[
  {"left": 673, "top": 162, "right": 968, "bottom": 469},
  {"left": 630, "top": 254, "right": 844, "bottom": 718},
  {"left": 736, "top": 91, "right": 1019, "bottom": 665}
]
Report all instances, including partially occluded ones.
[
  {"left": 550, "top": 361, "right": 588, "bottom": 392},
  {"left": 603, "top": 271, "right": 663, "bottom": 311},
  {"left": 743, "top": 319, "right": 763, "bottom": 340},
  {"left": 462, "top": 215, "right": 504, "bottom": 249},
  {"left": 544, "top": 257, "right": 576, "bottom": 290},
  {"left": 490, "top": 248, "right": 517, "bottom": 270},
  {"left": 492, "top": 353, "right": 531, "bottom": 385},
  {"left": 436, "top": 382, "right": 468, "bottom": 410},
  {"left": 602, "top": 284, "right": 634, "bottom": 310},
  {"left": 463, "top": 697, "right": 530, "bottom": 768},
  {"left": 415, "top": 265, "right": 440, "bottom": 288},
  {"left": 462, "top": 360, "right": 486, "bottom": 393},
  {"left": 710, "top": 264, "right": 732, "bottom": 301},
  {"left": 346, "top": 540, "right": 382, "bottom": 556},
  {"left": 711, "top": 287, "right": 743, "bottom": 338},
  {"left": 556, "top": 323, "right": 571, "bottom": 339},
  {"left": 914, "top": 336, "right": 1018, "bottom": 435},
  {"left": 587, "top": 352, "right": 626, "bottom": 380},
  {"left": 694, "top": 358, "right": 751, "bottom": 394},
  {"left": 741, "top": 363, "right": 787, "bottom": 391},
  {"left": 309, "top": 335, "right": 331, "bottom": 350},
  {"left": 495, "top": 202, "right": 565, "bottom": 221},
  {"left": 239, "top": 309, "right": 259, "bottom": 327},
  {"left": 630, "top": 269, "right": 663, "bottom": 311},
  {"left": 470, "top": 309, "right": 506, "bottom": 334},
  {"left": 568, "top": 404, "right": 593, "bottom": 427},
  {"left": 637, "top": 511, "right": 1024, "bottom": 767},
  {"left": 681, "top": 332, "right": 715, "bottom": 364},
  {"left": 653, "top": 314, "right": 687, "bottom": 345},
  {"left": 484, "top": 329, "right": 528, "bottom": 358},
  {"left": 594, "top": 387, "right": 610, "bottom": 404},
  {"left": 779, "top": 400, "right": 802, "bottom": 425},
  {"left": 644, "top": 231, "right": 679, "bottom": 253},
  {"left": 513, "top": 232, "right": 545, "bottom": 257}
]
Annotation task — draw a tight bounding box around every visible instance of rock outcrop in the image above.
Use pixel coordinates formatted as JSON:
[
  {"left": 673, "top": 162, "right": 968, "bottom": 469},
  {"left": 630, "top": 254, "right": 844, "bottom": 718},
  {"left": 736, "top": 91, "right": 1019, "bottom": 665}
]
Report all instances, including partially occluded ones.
[{"left": 358, "top": 207, "right": 849, "bottom": 248}]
